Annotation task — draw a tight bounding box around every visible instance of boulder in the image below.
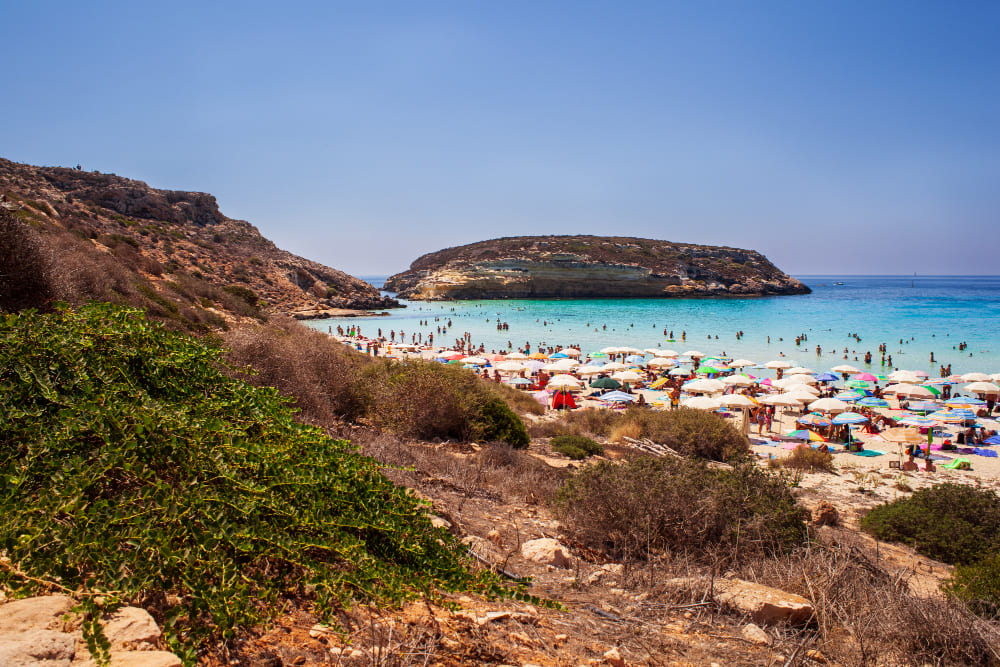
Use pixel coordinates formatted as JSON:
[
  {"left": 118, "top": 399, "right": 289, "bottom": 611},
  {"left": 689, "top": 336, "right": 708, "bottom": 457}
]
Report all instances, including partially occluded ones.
[
  {"left": 0, "top": 596, "right": 76, "bottom": 633},
  {"left": 714, "top": 579, "right": 813, "bottom": 626},
  {"left": 520, "top": 538, "right": 572, "bottom": 569},
  {"left": 741, "top": 623, "right": 771, "bottom": 645},
  {"left": 74, "top": 650, "right": 182, "bottom": 667},
  {"left": 0, "top": 628, "right": 76, "bottom": 667},
  {"left": 101, "top": 607, "right": 161, "bottom": 650},
  {"left": 603, "top": 646, "right": 625, "bottom": 667}
]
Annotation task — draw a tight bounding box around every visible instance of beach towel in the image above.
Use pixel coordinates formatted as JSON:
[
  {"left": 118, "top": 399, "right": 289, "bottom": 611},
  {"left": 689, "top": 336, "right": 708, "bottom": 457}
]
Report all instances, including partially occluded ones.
[
  {"left": 852, "top": 449, "right": 884, "bottom": 457},
  {"left": 973, "top": 448, "right": 999, "bottom": 458},
  {"left": 943, "top": 457, "right": 972, "bottom": 470}
]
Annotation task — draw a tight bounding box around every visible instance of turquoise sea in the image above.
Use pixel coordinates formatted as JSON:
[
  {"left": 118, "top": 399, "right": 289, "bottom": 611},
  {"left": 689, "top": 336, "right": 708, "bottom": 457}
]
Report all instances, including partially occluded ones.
[{"left": 308, "top": 276, "right": 1000, "bottom": 376}]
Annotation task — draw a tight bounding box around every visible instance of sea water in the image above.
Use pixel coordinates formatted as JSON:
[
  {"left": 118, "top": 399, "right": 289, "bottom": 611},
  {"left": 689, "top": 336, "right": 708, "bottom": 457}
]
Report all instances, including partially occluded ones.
[{"left": 308, "top": 276, "right": 1000, "bottom": 376}]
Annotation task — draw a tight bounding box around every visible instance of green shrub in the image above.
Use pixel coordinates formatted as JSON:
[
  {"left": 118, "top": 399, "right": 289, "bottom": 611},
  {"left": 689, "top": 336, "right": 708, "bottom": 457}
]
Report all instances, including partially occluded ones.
[
  {"left": 947, "top": 553, "right": 1000, "bottom": 619},
  {"left": 781, "top": 445, "right": 835, "bottom": 472},
  {"left": 554, "top": 457, "right": 806, "bottom": 563},
  {"left": 860, "top": 483, "right": 1000, "bottom": 565},
  {"left": 0, "top": 305, "right": 518, "bottom": 661},
  {"left": 551, "top": 435, "right": 603, "bottom": 460},
  {"left": 360, "top": 359, "right": 529, "bottom": 448}
]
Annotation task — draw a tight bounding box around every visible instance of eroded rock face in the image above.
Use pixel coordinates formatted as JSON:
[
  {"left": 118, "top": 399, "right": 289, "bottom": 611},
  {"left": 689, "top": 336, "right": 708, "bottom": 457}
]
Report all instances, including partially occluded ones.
[{"left": 385, "top": 236, "right": 809, "bottom": 300}]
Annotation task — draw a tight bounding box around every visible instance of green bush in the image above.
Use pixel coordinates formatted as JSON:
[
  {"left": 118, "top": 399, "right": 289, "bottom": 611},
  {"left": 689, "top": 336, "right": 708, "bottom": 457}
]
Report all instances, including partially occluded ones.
[
  {"left": 551, "top": 435, "right": 603, "bottom": 460},
  {"left": 860, "top": 483, "right": 1000, "bottom": 565},
  {"left": 0, "top": 305, "right": 517, "bottom": 662},
  {"left": 554, "top": 457, "right": 806, "bottom": 563},
  {"left": 360, "top": 359, "right": 529, "bottom": 448},
  {"left": 947, "top": 553, "right": 1000, "bottom": 620}
]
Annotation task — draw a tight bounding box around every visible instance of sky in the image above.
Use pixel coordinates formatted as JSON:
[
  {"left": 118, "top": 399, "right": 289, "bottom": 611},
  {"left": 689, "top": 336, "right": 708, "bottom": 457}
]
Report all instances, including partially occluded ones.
[{"left": 2, "top": 1, "right": 998, "bottom": 276}]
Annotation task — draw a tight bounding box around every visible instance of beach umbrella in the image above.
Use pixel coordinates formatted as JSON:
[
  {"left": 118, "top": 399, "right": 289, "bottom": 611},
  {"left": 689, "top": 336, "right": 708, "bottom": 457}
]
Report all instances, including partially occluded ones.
[
  {"left": 809, "top": 397, "right": 850, "bottom": 413},
  {"left": 440, "top": 351, "right": 465, "bottom": 360},
  {"left": 831, "top": 364, "right": 861, "bottom": 374},
  {"left": 463, "top": 356, "right": 489, "bottom": 365},
  {"left": 599, "top": 390, "right": 637, "bottom": 404},
  {"left": 590, "top": 377, "right": 621, "bottom": 390},
  {"left": 814, "top": 372, "right": 839, "bottom": 382},
  {"left": 695, "top": 365, "right": 726, "bottom": 375},
  {"left": 612, "top": 370, "right": 644, "bottom": 383},
  {"left": 644, "top": 348, "right": 664, "bottom": 356},
  {"left": 833, "top": 412, "right": 869, "bottom": 425},
  {"left": 585, "top": 358, "right": 607, "bottom": 366},
  {"left": 655, "top": 349, "right": 680, "bottom": 357},
  {"left": 547, "top": 374, "right": 582, "bottom": 388},
  {"left": 851, "top": 372, "right": 879, "bottom": 382},
  {"left": 991, "top": 373, "right": 1000, "bottom": 383},
  {"left": 919, "top": 385, "right": 942, "bottom": 397},
  {"left": 786, "top": 373, "right": 819, "bottom": 385},
  {"left": 588, "top": 352, "right": 609, "bottom": 359},
  {"left": 625, "top": 354, "right": 646, "bottom": 364},
  {"left": 907, "top": 401, "right": 942, "bottom": 413},
  {"left": 886, "top": 383, "right": 935, "bottom": 398},
  {"left": 549, "top": 352, "right": 569, "bottom": 359},
  {"left": 525, "top": 360, "right": 546, "bottom": 372},
  {"left": 899, "top": 415, "right": 938, "bottom": 427},
  {"left": 846, "top": 380, "right": 874, "bottom": 390},
  {"left": 926, "top": 410, "right": 969, "bottom": 423},
  {"left": 965, "top": 381, "right": 1000, "bottom": 394},
  {"left": 508, "top": 377, "right": 533, "bottom": 386},
  {"left": 681, "top": 396, "right": 722, "bottom": 410},
  {"left": 720, "top": 394, "right": 756, "bottom": 408},
  {"left": 682, "top": 350, "right": 706, "bottom": 359},
  {"left": 668, "top": 367, "right": 689, "bottom": 376},
  {"left": 576, "top": 366, "right": 605, "bottom": 376},
  {"left": 856, "top": 396, "right": 890, "bottom": 408},
  {"left": 547, "top": 358, "right": 579, "bottom": 371},
  {"left": 787, "top": 384, "right": 820, "bottom": 396},
  {"left": 835, "top": 390, "right": 865, "bottom": 402},
  {"left": 599, "top": 362, "right": 626, "bottom": 372},
  {"left": 797, "top": 413, "right": 833, "bottom": 427},
  {"left": 945, "top": 396, "right": 986, "bottom": 407},
  {"left": 529, "top": 352, "right": 549, "bottom": 360},
  {"left": 888, "top": 370, "right": 922, "bottom": 383},
  {"left": 495, "top": 360, "right": 527, "bottom": 372},
  {"left": 786, "top": 366, "right": 814, "bottom": 375},
  {"left": 563, "top": 348, "right": 582, "bottom": 357},
  {"left": 506, "top": 351, "right": 530, "bottom": 360},
  {"left": 786, "top": 429, "right": 828, "bottom": 442},
  {"left": 683, "top": 378, "right": 725, "bottom": 394},
  {"left": 961, "top": 372, "right": 992, "bottom": 382},
  {"left": 762, "top": 393, "right": 807, "bottom": 406},
  {"left": 648, "top": 357, "right": 677, "bottom": 368},
  {"left": 722, "top": 374, "right": 755, "bottom": 386},
  {"left": 883, "top": 427, "right": 924, "bottom": 444}
]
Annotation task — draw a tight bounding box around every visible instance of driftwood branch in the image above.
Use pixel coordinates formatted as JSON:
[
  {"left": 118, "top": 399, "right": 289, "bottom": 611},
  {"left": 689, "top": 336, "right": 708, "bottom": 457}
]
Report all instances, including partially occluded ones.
[{"left": 622, "top": 437, "right": 733, "bottom": 470}]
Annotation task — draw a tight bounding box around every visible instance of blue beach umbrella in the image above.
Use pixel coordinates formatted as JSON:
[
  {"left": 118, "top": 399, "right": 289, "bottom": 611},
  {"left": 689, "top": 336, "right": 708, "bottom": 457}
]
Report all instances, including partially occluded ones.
[
  {"left": 908, "top": 401, "right": 942, "bottom": 413},
  {"left": 899, "top": 415, "right": 937, "bottom": 427},
  {"left": 814, "top": 372, "right": 839, "bottom": 382},
  {"left": 600, "top": 391, "right": 636, "bottom": 403},
  {"left": 833, "top": 412, "right": 869, "bottom": 425},
  {"left": 856, "top": 397, "right": 890, "bottom": 408},
  {"left": 946, "top": 396, "right": 986, "bottom": 406},
  {"left": 549, "top": 352, "right": 569, "bottom": 359},
  {"left": 835, "top": 391, "right": 865, "bottom": 402}
]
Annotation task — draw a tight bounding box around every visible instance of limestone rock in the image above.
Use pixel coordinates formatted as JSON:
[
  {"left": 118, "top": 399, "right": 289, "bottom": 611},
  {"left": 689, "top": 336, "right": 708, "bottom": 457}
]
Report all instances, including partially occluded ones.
[
  {"left": 812, "top": 501, "right": 839, "bottom": 526},
  {"left": 603, "top": 646, "right": 626, "bottom": 667},
  {"left": 714, "top": 579, "right": 813, "bottom": 626},
  {"left": 0, "top": 628, "right": 77, "bottom": 667},
  {"left": 0, "top": 595, "right": 76, "bottom": 633},
  {"left": 74, "top": 651, "right": 182, "bottom": 667},
  {"left": 741, "top": 623, "right": 771, "bottom": 645},
  {"left": 102, "top": 607, "right": 161, "bottom": 650},
  {"left": 520, "top": 538, "right": 572, "bottom": 569}
]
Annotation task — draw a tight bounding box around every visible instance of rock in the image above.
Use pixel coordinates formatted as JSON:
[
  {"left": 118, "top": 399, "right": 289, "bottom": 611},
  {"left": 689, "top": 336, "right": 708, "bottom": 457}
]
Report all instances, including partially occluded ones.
[
  {"left": 462, "top": 535, "right": 501, "bottom": 561},
  {"left": 308, "top": 624, "right": 334, "bottom": 639},
  {"left": 487, "top": 529, "right": 503, "bottom": 545},
  {"left": 429, "top": 515, "right": 451, "bottom": 530},
  {"left": 713, "top": 579, "right": 813, "bottom": 626},
  {"left": 806, "top": 649, "right": 827, "bottom": 663},
  {"left": 603, "top": 646, "right": 625, "bottom": 667},
  {"left": 520, "top": 538, "right": 572, "bottom": 569},
  {"left": 741, "top": 623, "right": 771, "bottom": 645},
  {"left": 0, "top": 628, "right": 76, "bottom": 667},
  {"left": 812, "top": 502, "right": 839, "bottom": 526},
  {"left": 0, "top": 595, "right": 76, "bottom": 633},
  {"left": 102, "top": 607, "right": 161, "bottom": 650},
  {"left": 72, "top": 650, "right": 182, "bottom": 667}
]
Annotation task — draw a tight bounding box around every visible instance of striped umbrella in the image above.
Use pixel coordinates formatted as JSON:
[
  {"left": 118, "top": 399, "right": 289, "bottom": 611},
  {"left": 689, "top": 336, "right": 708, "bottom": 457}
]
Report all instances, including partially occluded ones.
[
  {"left": 835, "top": 390, "right": 866, "bottom": 402},
  {"left": 898, "top": 415, "right": 938, "bottom": 427},
  {"left": 797, "top": 413, "right": 833, "bottom": 427},
  {"left": 833, "top": 412, "right": 869, "bottom": 425},
  {"left": 786, "top": 429, "right": 828, "bottom": 442}
]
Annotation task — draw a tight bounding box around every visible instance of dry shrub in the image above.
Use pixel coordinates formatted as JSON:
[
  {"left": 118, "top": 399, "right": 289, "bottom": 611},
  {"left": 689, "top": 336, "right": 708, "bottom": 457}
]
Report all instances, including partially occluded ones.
[
  {"left": 0, "top": 210, "right": 55, "bottom": 311},
  {"left": 491, "top": 382, "right": 545, "bottom": 416},
  {"left": 528, "top": 407, "right": 620, "bottom": 439},
  {"left": 223, "top": 317, "right": 368, "bottom": 426},
  {"left": 554, "top": 456, "right": 806, "bottom": 564},
  {"left": 608, "top": 420, "right": 642, "bottom": 443},
  {"left": 780, "top": 445, "right": 835, "bottom": 472}
]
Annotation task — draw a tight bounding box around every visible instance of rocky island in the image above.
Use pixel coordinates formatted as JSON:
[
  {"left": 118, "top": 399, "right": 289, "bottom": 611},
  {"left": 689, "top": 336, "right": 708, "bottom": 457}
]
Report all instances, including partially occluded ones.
[{"left": 384, "top": 235, "right": 810, "bottom": 300}]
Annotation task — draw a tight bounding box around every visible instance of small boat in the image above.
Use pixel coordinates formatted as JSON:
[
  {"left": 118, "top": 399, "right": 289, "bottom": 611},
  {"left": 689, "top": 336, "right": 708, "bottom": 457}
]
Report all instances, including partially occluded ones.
[{"left": 833, "top": 282, "right": 844, "bottom": 286}]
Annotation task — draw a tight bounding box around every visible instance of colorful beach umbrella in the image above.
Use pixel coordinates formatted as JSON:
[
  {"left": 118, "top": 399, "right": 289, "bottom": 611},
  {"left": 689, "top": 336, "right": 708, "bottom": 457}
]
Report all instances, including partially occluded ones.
[
  {"left": 832, "top": 412, "right": 869, "bottom": 425},
  {"left": 814, "top": 372, "right": 839, "bottom": 382},
  {"left": 907, "top": 401, "right": 942, "bottom": 413},
  {"left": 786, "top": 429, "right": 828, "bottom": 442},
  {"left": 856, "top": 396, "right": 889, "bottom": 408},
  {"left": 835, "top": 390, "right": 865, "bottom": 402},
  {"left": 600, "top": 391, "right": 636, "bottom": 403},
  {"left": 852, "top": 372, "right": 879, "bottom": 382},
  {"left": 898, "top": 415, "right": 938, "bottom": 427},
  {"left": 797, "top": 413, "right": 833, "bottom": 427}
]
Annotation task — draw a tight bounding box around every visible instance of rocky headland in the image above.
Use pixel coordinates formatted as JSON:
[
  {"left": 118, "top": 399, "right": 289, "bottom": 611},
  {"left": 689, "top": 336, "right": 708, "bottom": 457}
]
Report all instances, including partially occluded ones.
[
  {"left": 384, "top": 235, "right": 810, "bottom": 300},
  {"left": 0, "top": 158, "right": 396, "bottom": 321}
]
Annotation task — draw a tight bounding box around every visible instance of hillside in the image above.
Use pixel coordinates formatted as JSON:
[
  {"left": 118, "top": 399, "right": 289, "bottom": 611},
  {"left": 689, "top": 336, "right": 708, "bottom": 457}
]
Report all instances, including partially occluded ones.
[
  {"left": 385, "top": 235, "right": 810, "bottom": 299},
  {"left": 0, "top": 158, "right": 396, "bottom": 324}
]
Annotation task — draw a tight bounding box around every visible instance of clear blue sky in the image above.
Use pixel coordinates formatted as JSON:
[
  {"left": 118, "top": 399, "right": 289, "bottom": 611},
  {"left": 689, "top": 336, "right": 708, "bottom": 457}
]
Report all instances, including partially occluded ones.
[{"left": 3, "top": 1, "right": 998, "bottom": 276}]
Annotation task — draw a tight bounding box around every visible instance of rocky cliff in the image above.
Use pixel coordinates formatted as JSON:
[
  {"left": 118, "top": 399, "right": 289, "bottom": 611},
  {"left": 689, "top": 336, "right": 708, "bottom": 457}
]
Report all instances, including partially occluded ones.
[
  {"left": 384, "top": 235, "right": 809, "bottom": 300},
  {"left": 0, "top": 158, "right": 397, "bottom": 320}
]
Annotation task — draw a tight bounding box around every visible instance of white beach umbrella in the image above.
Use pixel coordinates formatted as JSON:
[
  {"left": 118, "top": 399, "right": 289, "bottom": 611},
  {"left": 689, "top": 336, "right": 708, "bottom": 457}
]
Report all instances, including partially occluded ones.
[
  {"left": 773, "top": 377, "right": 811, "bottom": 390},
  {"left": 965, "top": 381, "right": 1000, "bottom": 394},
  {"left": 495, "top": 361, "right": 527, "bottom": 372},
  {"left": 831, "top": 364, "right": 861, "bottom": 374},
  {"left": 644, "top": 348, "right": 666, "bottom": 356},
  {"left": 786, "top": 387, "right": 820, "bottom": 401},
  {"left": 888, "top": 370, "right": 922, "bottom": 383},
  {"left": 506, "top": 352, "right": 529, "bottom": 360},
  {"left": 648, "top": 357, "right": 677, "bottom": 368},
  {"left": 683, "top": 378, "right": 725, "bottom": 394},
  {"left": 682, "top": 350, "right": 706, "bottom": 358},
  {"left": 962, "top": 372, "right": 992, "bottom": 382},
  {"left": 990, "top": 373, "right": 1000, "bottom": 383},
  {"left": 682, "top": 396, "right": 722, "bottom": 410},
  {"left": 784, "top": 373, "right": 818, "bottom": 385},
  {"left": 720, "top": 394, "right": 756, "bottom": 408},
  {"left": 601, "top": 362, "right": 628, "bottom": 372},
  {"left": 762, "top": 393, "right": 807, "bottom": 406},
  {"left": 546, "top": 359, "right": 579, "bottom": 372},
  {"left": 547, "top": 374, "right": 582, "bottom": 388},
  {"left": 562, "top": 348, "right": 582, "bottom": 357},
  {"left": 785, "top": 366, "right": 813, "bottom": 375},
  {"left": 612, "top": 370, "right": 644, "bottom": 382},
  {"left": 722, "top": 374, "right": 755, "bottom": 386},
  {"left": 765, "top": 360, "right": 792, "bottom": 369},
  {"left": 884, "top": 383, "right": 934, "bottom": 398},
  {"left": 620, "top": 346, "right": 645, "bottom": 355},
  {"left": 463, "top": 356, "right": 489, "bottom": 365},
  {"left": 808, "top": 397, "right": 850, "bottom": 413},
  {"left": 657, "top": 349, "right": 680, "bottom": 357},
  {"left": 576, "top": 366, "right": 605, "bottom": 376},
  {"left": 730, "top": 359, "right": 756, "bottom": 368},
  {"left": 668, "top": 367, "right": 689, "bottom": 376}
]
